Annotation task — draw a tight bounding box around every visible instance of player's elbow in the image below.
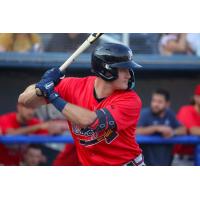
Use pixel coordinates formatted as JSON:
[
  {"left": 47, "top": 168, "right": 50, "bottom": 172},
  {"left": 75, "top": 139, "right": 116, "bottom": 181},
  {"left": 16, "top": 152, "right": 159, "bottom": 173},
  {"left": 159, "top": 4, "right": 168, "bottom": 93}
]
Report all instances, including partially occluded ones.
[
  {"left": 78, "top": 115, "right": 96, "bottom": 128},
  {"left": 18, "top": 92, "right": 34, "bottom": 108},
  {"left": 18, "top": 92, "right": 27, "bottom": 105}
]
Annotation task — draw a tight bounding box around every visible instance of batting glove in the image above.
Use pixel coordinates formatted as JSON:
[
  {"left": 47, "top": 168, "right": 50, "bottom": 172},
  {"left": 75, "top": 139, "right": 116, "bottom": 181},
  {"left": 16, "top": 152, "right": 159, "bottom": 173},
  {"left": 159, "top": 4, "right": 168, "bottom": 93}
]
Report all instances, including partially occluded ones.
[
  {"left": 35, "top": 78, "right": 55, "bottom": 98},
  {"left": 41, "top": 67, "right": 65, "bottom": 86},
  {"left": 35, "top": 79, "right": 67, "bottom": 112}
]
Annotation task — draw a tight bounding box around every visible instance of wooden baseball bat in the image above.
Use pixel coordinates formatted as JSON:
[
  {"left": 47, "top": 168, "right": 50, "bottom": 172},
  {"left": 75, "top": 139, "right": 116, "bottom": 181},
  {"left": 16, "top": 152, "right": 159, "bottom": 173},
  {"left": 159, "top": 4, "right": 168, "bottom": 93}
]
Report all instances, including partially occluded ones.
[
  {"left": 36, "top": 33, "right": 103, "bottom": 96},
  {"left": 59, "top": 33, "right": 103, "bottom": 71}
]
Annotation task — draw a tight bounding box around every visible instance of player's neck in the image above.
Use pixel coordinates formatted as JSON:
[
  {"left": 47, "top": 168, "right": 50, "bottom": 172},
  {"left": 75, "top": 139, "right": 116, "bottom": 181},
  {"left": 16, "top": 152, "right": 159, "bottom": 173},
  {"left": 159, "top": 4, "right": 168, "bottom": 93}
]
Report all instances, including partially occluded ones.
[{"left": 94, "top": 77, "right": 115, "bottom": 99}]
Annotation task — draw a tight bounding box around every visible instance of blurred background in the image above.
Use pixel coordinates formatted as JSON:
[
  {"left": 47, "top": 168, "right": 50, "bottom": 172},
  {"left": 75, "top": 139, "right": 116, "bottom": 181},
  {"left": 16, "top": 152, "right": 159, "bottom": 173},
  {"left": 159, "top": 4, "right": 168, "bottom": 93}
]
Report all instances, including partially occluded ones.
[{"left": 0, "top": 33, "right": 200, "bottom": 166}]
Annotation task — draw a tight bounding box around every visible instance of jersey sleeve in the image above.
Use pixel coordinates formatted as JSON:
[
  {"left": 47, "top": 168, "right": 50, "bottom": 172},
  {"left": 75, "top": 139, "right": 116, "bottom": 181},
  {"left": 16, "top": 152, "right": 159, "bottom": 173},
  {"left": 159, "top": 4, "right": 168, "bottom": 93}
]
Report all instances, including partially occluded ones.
[{"left": 105, "top": 92, "right": 142, "bottom": 132}]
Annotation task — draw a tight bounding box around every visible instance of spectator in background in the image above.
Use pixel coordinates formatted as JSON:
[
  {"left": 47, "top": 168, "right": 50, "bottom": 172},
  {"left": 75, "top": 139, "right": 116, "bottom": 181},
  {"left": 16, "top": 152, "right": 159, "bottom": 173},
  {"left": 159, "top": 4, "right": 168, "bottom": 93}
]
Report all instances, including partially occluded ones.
[
  {"left": 20, "top": 144, "right": 46, "bottom": 166},
  {"left": 35, "top": 104, "right": 77, "bottom": 166},
  {"left": 159, "top": 33, "right": 193, "bottom": 55},
  {"left": 186, "top": 33, "right": 200, "bottom": 56},
  {"left": 0, "top": 33, "right": 42, "bottom": 52},
  {"left": 36, "top": 106, "right": 80, "bottom": 166},
  {"left": 53, "top": 144, "right": 81, "bottom": 166},
  {"left": 36, "top": 104, "right": 66, "bottom": 121},
  {"left": 0, "top": 103, "right": 68, "bottom": 165},
  {"left": 129, "top": 33, "right": 160, "bottom": 54},
  {"left": 173, "top": 84, "right": 200, "bottom": 165},
  {"left": 0, "top": 103, "right": 49, "bottom": 135},
  {"left": 45, "top": 33, "right": 93, "bottom": 52},
  {"left": 136, "top": 89, "right": 186, "bottom": 166}
]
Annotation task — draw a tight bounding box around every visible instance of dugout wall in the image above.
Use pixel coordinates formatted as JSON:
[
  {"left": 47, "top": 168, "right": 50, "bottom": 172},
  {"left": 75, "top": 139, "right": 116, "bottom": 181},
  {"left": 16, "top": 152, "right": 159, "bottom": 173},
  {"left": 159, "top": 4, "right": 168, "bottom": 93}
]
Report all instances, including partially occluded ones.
[{"left": 0, "top": 53, "right": 200, "bottom": 114}]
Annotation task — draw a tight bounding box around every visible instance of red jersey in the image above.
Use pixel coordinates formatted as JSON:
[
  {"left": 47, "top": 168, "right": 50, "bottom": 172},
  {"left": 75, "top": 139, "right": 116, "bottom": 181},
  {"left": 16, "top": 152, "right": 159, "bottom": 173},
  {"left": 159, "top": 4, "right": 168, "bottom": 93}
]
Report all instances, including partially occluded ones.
[
  {"left": 175, "top": 105, "right": 200, "bottom": 155},
  {"left": 54, "top": 76, "right": 142, "bottom": 166},
  {"left": 0, "top": 112, "right": 47, "bottom": 165},
  {"left": 0, "top": 112, "right": 48, "bottom": 135}
]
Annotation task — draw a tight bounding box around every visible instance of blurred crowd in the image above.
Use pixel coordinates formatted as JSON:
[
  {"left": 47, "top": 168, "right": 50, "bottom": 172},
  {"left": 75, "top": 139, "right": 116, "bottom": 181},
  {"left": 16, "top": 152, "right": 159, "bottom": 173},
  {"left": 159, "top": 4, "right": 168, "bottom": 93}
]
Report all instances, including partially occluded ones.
[
  {"left": 0, "top": 103, "right": 80, "bottom": 166},
  {"left": 137, "top": 84, "right": 200, "bottom": 166},
  {"left": 0, "top": 33, "right": 200, "bottom": 56},
  {"left": 0, "top": 84, "right": 199, "bottom": 166}
]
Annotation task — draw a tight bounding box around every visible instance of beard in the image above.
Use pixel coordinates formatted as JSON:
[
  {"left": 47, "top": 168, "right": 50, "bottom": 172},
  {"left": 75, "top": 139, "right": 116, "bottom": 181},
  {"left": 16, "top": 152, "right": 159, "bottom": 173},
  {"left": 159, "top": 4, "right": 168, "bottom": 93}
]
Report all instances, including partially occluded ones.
[{"left": 151, "top": 107, "right": 165, "bottom": 116}]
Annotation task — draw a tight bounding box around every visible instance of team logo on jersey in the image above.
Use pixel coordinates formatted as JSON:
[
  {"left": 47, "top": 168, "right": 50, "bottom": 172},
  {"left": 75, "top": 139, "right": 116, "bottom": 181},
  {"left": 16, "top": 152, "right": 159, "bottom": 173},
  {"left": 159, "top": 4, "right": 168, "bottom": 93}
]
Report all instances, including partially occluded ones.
[{"left": 72, "top": 124, "right": 119, "bottom": 146}]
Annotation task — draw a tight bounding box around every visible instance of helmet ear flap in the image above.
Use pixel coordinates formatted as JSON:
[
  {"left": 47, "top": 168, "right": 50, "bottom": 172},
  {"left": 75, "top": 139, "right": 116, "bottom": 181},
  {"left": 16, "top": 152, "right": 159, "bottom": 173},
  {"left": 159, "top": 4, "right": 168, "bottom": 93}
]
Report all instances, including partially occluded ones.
[
  {"left": 97, "top": 64, "right": 118, "bottom": 81},
  {"left": 128, "top": 69, "right": 135, "bottom": 89}
]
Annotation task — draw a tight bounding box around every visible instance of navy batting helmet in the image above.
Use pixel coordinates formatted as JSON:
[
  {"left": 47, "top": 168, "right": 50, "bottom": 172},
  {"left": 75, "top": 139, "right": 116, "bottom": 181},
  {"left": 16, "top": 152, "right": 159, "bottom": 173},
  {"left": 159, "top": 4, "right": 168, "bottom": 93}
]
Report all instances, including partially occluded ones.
[{"left": 91, "top": 43, "right": 142, "bottom": 89}]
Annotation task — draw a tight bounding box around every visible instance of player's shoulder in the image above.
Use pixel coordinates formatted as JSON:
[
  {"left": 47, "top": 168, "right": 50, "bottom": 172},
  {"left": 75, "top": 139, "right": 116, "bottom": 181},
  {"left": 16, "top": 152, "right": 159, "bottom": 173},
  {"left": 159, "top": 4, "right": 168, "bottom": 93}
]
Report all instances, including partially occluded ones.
[
  {"left": 116, "top": 89, "right": 140, "bottom": 98},
  {"left": 124, "top": 89, "right": 141, "bottom": 103},
  {"left": 60, "top": 76, "right": 95, "bottom": 86},
  {"left": 114, "top": 89, "right": 142, "bottom": 107}
]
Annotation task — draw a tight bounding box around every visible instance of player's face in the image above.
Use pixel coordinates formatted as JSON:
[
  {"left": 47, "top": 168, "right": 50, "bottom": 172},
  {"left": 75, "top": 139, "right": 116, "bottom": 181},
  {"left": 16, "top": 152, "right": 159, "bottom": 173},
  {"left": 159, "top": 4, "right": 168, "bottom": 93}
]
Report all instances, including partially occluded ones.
[
  {"left": 151, "top": 94, "right": 169, "bottom": 115},
  {"left": 111, "top": 68, "right": 131, "bottom": 90}
]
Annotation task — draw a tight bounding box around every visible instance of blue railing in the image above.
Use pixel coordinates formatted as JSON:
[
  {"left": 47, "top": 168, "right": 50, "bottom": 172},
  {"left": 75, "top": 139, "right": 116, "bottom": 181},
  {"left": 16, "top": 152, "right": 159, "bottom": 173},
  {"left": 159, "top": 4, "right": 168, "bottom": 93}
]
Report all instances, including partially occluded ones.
[
  {"left": 0, "top": 52, "right": 200, "bottom": 71},
  {"left": 1, "top": 135, "right": 200, "bottom": 165}
]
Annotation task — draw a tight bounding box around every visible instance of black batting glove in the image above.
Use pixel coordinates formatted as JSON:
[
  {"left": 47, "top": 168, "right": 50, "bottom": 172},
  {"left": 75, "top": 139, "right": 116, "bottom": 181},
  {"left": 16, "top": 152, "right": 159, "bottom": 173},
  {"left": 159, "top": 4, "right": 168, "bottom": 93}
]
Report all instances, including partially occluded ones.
[{"left": 41, "top": 67, "right": 65, "bottom": 86}]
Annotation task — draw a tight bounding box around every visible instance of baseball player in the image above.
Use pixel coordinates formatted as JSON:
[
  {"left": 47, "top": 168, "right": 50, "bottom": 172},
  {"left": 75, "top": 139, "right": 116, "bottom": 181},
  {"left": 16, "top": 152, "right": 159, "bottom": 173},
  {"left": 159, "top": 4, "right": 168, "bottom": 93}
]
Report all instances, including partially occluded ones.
[{"left": 18, "top": 43, "right": 145, "bottom": 166}]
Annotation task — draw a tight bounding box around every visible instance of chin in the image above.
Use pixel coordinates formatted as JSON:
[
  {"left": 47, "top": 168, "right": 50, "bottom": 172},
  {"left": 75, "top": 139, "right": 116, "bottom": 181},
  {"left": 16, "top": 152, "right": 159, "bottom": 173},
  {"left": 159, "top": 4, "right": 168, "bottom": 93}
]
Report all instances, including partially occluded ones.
[
  {"left": 118, "top": 86, "right": 128, "bottom": 91},
  {"left": 121, "top": 83, "right": 129, "bottom": 90}
]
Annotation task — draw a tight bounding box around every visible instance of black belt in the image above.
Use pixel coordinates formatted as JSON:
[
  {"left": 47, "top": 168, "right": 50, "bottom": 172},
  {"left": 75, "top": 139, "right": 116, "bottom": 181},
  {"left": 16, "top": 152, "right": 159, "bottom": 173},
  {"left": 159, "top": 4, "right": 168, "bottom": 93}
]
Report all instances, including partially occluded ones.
[{"left": 124, "top": 154, "right": 145, "bottom": 166}]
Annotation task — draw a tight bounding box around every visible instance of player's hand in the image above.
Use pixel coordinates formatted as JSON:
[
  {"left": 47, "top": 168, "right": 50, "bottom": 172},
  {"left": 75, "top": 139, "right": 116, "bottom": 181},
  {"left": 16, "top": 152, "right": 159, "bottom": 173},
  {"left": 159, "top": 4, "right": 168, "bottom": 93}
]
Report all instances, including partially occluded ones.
[
  {"left": 35, "top": 78, "right": 55, "bottom": 98},
  {"left": 41, "top": 68, "right": 65, "bottom": 86},
  {"left": 157, "top": 126, "right": 174, "bottom": 138},
  {"left": 35, "top": 78, "right": 61, "bottom": 104}
]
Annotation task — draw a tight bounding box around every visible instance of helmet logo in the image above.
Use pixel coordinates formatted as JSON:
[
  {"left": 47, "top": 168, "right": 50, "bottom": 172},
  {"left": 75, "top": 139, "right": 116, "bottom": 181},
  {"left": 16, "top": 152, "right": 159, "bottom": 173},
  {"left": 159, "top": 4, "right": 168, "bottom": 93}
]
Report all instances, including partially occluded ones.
[
  {"left": 128, "top": 50, "right": 133, "bottom": 60},
  {"left": 105, "top": 64, "right": 111, "bottom": 70}
]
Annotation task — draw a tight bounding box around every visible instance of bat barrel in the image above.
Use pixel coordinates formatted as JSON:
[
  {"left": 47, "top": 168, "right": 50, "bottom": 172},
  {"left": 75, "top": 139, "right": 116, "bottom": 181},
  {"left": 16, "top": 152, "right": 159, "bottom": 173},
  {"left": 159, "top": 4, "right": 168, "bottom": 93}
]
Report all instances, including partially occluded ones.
[
  {"left": 59, "top": 33, "right": 103, "bottom": 72},
  {"left": 59, "top": 40, "right": 91, "bottom": 72}
]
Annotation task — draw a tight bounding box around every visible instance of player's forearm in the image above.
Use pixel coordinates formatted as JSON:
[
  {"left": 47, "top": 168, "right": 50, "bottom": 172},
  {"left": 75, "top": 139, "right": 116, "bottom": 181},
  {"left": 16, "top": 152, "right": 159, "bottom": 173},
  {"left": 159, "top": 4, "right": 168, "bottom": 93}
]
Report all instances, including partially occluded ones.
[
  {"left": 6, "top": 123, "right": 47, "bottom": 135},
  {"left": 136, "top": 126, "right": 159, "bottom": 135},
  {"left": 62, "top": 103, "right": 97, "bottom": 128},
  {"left": 189, "top": 127, "right": 200, "bottom": 135},
  {"left": 173, "top": 126, "right": 187, "bottom": 136},
  {"left": 18, "top": 84, "right": 46, "bottom": 108}
]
